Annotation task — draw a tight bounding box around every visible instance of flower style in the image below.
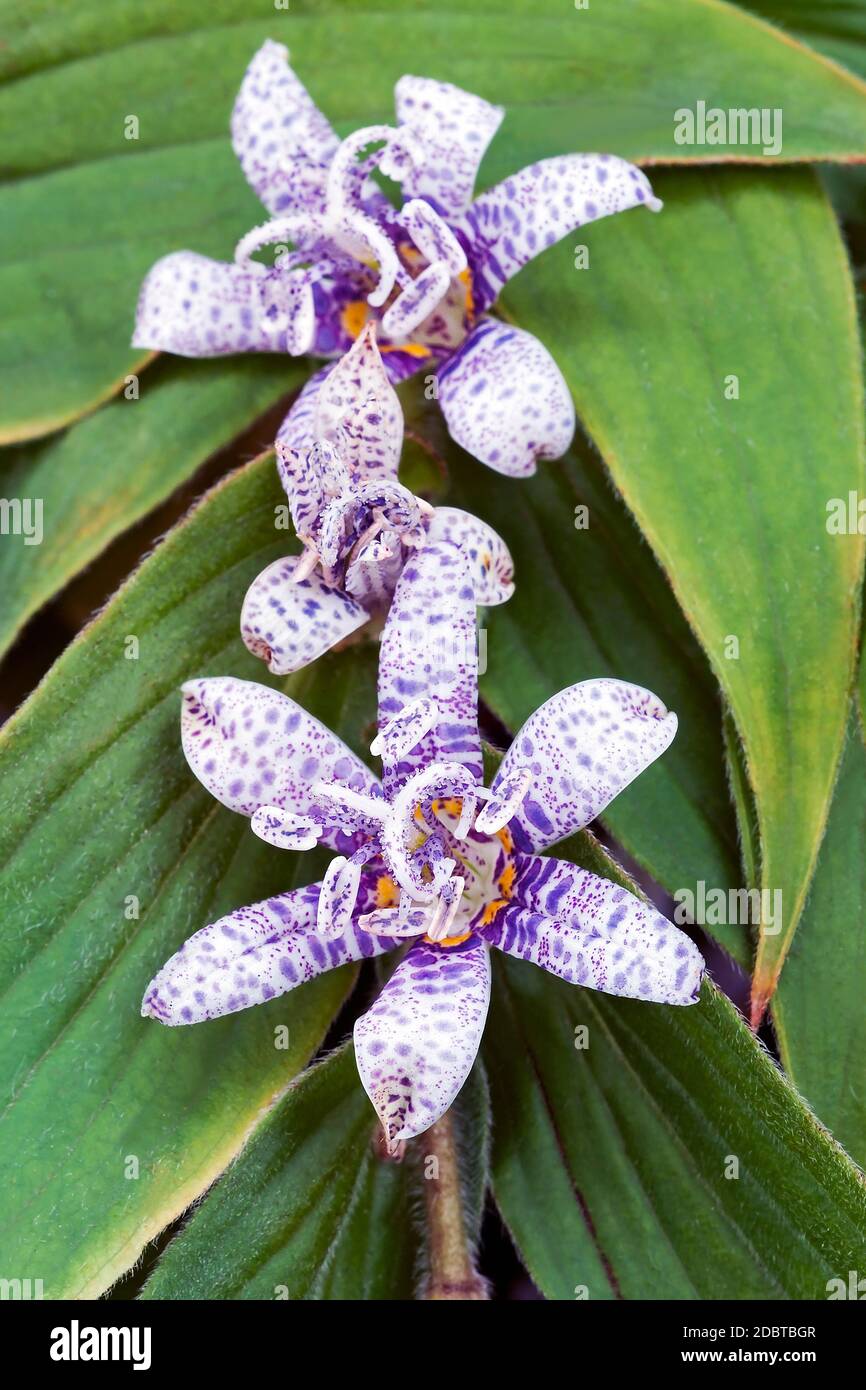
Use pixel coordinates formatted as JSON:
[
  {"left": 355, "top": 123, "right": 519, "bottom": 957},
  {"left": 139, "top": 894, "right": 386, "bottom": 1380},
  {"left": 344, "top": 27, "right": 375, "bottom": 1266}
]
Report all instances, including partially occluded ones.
[
  {"left": 241, "top": 322, "right": 514, "bottom": 674},
  {"left": 142, "top": 540, "right": 704, "bottom": 1149},
  {"left": 133, "top": 40, "right": 662, "bottom": 477}
]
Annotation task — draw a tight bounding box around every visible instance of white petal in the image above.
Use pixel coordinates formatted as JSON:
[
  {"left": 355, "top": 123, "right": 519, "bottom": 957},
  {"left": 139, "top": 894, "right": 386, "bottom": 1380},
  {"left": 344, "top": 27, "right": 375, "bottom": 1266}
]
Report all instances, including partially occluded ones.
[{"left": 354, "top": 936, "right": 491, "bottom": 1148}]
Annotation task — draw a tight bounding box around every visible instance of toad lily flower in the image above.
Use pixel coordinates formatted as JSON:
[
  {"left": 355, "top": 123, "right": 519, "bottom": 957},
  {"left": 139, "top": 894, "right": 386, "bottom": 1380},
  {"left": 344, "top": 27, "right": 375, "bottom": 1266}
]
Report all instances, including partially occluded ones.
[
  {"left": 241, "top": 322, "right": 513, "bottom": 673},
  {"left": 133, "top": 39, "right": 662, "bottom": 477},
  {"left": 142, "top": 541, "right": 704, "bottom": 1149}
]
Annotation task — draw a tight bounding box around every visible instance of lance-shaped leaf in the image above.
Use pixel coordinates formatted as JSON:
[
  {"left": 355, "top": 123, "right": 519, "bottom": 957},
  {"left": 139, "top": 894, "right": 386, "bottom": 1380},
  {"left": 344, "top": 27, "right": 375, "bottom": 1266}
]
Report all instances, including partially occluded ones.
[
  {"left": 4, "top": 0, "right": 866, "bottom": 174},
  {"left": 742, "top": 0, "right": 866, "bottom": 223},
  {"left": 0, "top": 453, "right": 378, "bottom": 1298},
  {"left": 142, "top": 1045, "right": 490, "bottom": 1299},
  {"left": 5, "top": 0, "right": 866, "bottom": 439},
  {"left": 499, "top": 167, "right": 865, "bottom": 1019},
  {"left": 141, "top": 1046, "right": 419, "bottom": 1300},
  {"left": 485, "top": 831, "right": 866, "bottom": 1299},
  {"left": 744, "top": 1, "right": 866, "bottom": 76},
  {"left": 772, "top": 709, "right": 866, "bottom": 1170},
  {"left": 718, "top": 699, "right": 866, "bottom": 1169},
  {"left": 0, "top": 356, "right": 299, "bottom": 661},
  {"left": 0, "top": 142, "right": 262, "bottom": 442}
]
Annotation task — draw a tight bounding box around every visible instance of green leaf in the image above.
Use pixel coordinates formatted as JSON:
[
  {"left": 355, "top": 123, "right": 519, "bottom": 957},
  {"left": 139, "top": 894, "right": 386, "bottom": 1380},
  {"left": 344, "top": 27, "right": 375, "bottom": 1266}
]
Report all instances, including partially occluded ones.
[
  {"left": 141, "top": 1045, "right": 419, "bottom": 1300},
  {"left": 722, "top": 708, "right": 760, "bottom": 898},
  {"left": 5, "top": 0, "right": 866, "bottom": 173},
  {"left": 0, "top": 452, "right": 377, "bottom": 1298},
  {"left": 742, "top": 0, "right": 866, "bottom": 225},
  {"left": 772, "top": 709, "right": 866, "bottom": 1170},
  {"left": 427, "top": 402, "right": 748, "bottom": 964},
  {"left": 501, "top": 167, "right": 865, "bottom": 1017},
  {"left": 142, "top": 1046, "right": 490, "bottom": 1300},
  {"left": 486, "top": 831, "right": 866, "bottom": 1300},
  {"left": 5, "top": 0, "right": 866, "bottom": 439},
  {"left": 0, "top": 142, "right": 262, "bottom": 442},
  {"left": 0, "top": 356, "right": 297, "bottom": 659},
  {"left": 744, "top": 1, "right": 866, "bottom": 77}
]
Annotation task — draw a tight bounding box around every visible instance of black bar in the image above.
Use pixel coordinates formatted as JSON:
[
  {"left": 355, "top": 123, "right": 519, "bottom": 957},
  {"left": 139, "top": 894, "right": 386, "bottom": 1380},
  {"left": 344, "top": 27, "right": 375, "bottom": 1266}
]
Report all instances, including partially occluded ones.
[{"left": 1, "top": 1297, "right": 861, "bottom": 1373}]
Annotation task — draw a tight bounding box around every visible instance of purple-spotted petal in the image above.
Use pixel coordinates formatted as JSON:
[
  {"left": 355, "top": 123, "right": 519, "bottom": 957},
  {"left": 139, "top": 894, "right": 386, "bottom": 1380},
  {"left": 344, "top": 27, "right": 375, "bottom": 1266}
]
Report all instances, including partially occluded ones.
[
  {"left": 276, "top": 365, "right": 329, "bottom": 460},
  {"left": 316, "top": 323, "right": 404, "bottom": 479},
  {"left": 495, "top": 679, "right": 677, "bottom": 852},
  {"left": 397, "top": 199, "right": 466, "bottom": 276},
  {"left": 240, "top": 556, "right": 368, "bottom": 674},
  {"left": 395, "top": 75, "right": 504, "bottom": 216},
  {"left": 381, "top": 260, "right": 452, "bottom": 342},
  {"left": 377, "top": 541, "right": 482, "bottom": 792},
  {"left": 370, "top": 694, "right": 438, "bottom": 762},
  {"left": 344, "top": 529, "right": 405, "bottom": 609},
  {"left": 141, "top": 879, "right": 400, "bottom": 1026},
  {"left": 250, "top": 805, "right": 321, "bottom": 851},
  {"left": 438, "top": 318, "right": 575, "bottom": 476},
  {"left": 475, "top": 767, "right": 531, "bottom": 835},
  {"left": 277, "top": 327, "right": 403, "bottom": 482},
  {"left": 354, "top": 936, "right": 491, "bottom": 1148},
  {"left": 276, "top": 439, "right": 344, "bottom": 540},
  {"left": 231, "top": 40, "right": 339, "bottom": 216},
  {"left": 459, "top": 153, "right": 661, "bottom": 313},
  {"left": 132, "top": 252, "right": 308, "bottom": 357},
  {"left": 426, "top": 506, "right": 514, "bottom": 605},
  {"left": 317, "top": 854, "right": 365, "bottom": 940},
  {"left": 264, "top": 268, "right": 318, "bottom": 355},
  {"left": 357, "top": 901, "right": 433, "bottom": 938},
  {"left": 180, "top": 676, "right": 380, "bottom": 851},
  {"left": 485, "top": 858, "right": 704, "bottom": 1004}
]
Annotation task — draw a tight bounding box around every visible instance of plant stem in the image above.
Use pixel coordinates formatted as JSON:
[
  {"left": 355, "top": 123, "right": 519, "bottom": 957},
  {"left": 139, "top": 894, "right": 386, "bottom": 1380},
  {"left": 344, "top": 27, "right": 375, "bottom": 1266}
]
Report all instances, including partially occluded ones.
[{"left": 423, "top": 1109, "right": 488, "bottom": 1300}]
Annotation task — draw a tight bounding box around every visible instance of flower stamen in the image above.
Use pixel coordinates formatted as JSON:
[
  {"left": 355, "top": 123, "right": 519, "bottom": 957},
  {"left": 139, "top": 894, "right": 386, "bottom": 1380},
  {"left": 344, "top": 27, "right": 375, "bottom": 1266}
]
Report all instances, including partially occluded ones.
[{"left": 474, "top": 767, "right": 533, "bottom": 835}]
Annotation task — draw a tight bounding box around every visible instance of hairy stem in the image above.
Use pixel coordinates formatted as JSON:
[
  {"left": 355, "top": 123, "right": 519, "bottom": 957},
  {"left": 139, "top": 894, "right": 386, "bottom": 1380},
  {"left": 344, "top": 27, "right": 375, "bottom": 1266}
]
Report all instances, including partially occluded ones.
[{"left": 422, "top": 1108, "right": 488, "bottom": 1300}]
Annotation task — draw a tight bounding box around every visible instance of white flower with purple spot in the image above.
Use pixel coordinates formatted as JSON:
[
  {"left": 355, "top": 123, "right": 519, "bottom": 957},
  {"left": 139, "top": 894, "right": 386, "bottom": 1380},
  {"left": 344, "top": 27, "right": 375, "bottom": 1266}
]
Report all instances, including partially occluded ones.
[
  {"left": 142, "top": 540, "right": 704, "bottom": 1151},
  {"left": 133, "top": 40, "right": 662, "bottom": 478},
  {"left": 240, "top": 322, "right": 514, "bottom": 673}
]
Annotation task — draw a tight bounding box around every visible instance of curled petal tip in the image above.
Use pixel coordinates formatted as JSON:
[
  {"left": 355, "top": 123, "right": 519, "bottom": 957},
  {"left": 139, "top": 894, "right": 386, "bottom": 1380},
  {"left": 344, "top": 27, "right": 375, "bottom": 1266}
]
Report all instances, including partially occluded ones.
[
  {"left": 639, "top": 688, "right": 676, "bottom": 728},
  {"left": 384, "top": 1123, "right": 405, "bottom": 1155},
  {"left": 374, "top": 1125, "right": 407, "bottom": 1160},
  {"left": 140, "top": 985, "right": 169, "bottom": 1024},
  {"left": 675, "top": 942, "right": 706, "bottom": 1007},
  {"left": 378, "top": 1130, "right": 409, "bottom": 1160},
  {"left": 647, "top": 194, "right": 663, "bottom": 213}
]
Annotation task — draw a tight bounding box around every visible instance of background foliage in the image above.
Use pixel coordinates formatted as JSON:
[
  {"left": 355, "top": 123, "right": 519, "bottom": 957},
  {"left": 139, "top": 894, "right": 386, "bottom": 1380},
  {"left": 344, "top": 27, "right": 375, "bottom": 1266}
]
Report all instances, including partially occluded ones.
[{"left": 1, "top": 0, "right": 865, "bottom": 1299}]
